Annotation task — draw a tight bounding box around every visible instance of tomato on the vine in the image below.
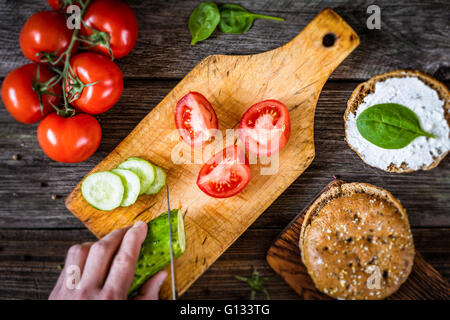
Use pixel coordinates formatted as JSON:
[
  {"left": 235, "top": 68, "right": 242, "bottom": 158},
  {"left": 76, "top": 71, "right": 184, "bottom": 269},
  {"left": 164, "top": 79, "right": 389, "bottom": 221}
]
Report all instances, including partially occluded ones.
[
  {"left": 20, "top": 10, "right": 77, "bottom": 64},
  {"left": 197, "top": 145, "right": 251, "bottom": 198},
  {"left": 1, "top": 64, "right": 60, "bottom": 124},
  {"left": 239, "top": 100, "right": 291, "bottom": 156},
  {"left": 81, "top": 0, "right": 138, "bottom": 59},
  {"left": 37, "top": 113, "right": 101, "bottom": 163},
  {"left": 66, "top": 52, "right": 123, "bottom": 114},
  {"left": 175, "top": 92, "right": 218, "bottom": 147}
]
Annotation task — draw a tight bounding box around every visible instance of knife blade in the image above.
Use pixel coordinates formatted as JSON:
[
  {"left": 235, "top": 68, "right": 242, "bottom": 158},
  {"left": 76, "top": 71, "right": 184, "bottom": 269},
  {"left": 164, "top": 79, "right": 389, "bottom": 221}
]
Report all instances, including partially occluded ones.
[{"left": 166, "top": 185, "right": 177, "bottom": 300}]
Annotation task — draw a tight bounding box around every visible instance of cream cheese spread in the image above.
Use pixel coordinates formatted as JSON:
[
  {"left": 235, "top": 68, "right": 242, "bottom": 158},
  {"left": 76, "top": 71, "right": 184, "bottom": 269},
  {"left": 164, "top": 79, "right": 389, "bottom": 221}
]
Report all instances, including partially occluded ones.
[{"left": 346, "top": 76, "right": 449, "bottom": 171}]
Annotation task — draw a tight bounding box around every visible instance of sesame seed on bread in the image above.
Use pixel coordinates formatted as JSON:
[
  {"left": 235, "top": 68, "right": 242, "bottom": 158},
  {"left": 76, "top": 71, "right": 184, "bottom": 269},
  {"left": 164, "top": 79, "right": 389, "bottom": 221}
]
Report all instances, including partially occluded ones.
[
  {"left": 344, "top": 70, "right": 449, "bottom": 173},
  {"left": 300, "top": 181, "right": 415, "bottom": 300}
]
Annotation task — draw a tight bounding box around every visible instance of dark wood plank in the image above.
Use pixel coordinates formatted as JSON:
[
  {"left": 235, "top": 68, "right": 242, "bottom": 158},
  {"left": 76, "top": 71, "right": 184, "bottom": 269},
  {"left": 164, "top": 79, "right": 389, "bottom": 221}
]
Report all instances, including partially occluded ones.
[
  {"left": 1, "top": 80, "right": 448, "bottom": 229},
  {"left": 0, "top": 227, "right": 448, "bottom": 300},
  {"left": 266, "top": 180, "right": 450, "bottom": 300},
  {"left": 0, "top": 0, "right": 449, "bottom": 80}
]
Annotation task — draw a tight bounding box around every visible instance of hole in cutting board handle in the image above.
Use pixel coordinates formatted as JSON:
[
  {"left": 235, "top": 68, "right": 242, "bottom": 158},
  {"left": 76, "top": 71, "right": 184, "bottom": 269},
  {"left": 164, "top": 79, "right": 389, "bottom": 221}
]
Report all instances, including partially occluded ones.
[{"left": 322, "top": 33, "right": 336, "bottom": 47}]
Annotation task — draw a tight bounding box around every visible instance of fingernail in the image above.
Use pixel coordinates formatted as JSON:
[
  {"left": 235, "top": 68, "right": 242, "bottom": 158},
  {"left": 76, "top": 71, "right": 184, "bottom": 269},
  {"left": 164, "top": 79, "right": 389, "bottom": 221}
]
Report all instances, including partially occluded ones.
[
  {"left": 159, "top": 270, "right": 168, "bottom": 285},
  {"left": 132, "top": 220, "right": 146, "bottom": 229}
]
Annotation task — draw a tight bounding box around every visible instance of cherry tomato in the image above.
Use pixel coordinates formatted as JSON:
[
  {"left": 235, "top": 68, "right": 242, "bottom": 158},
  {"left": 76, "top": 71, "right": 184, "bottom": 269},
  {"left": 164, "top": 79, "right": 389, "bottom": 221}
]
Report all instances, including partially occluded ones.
[
  {"left": 197, "top": 145, "right": 251, "bottom": 198},
  {"left": 46, "top": 0, "right": 60, "bottom": 10},
  {"left": 1, "top": 64, "right": 60, "bottom": 124},
  {"left": 66, "top": 52, "right": 123, "bottom": 114},
  {"left": 37, "top": 113, "right": 101, "bottom": 163},
  {"left": 46, "top": 0, "right": 78, "bottom": 10},
  {"left": 20, "top": 10, "right": 77, "bottom": 64},
  {"left": 81, "top": 0, "right": 138, "bottom": 59},
  {"left": 238, "top": 100, "right": 291, "bottom": 156},
  {"left": 175, "top": 92, "right": 218, "bottom": 147}
]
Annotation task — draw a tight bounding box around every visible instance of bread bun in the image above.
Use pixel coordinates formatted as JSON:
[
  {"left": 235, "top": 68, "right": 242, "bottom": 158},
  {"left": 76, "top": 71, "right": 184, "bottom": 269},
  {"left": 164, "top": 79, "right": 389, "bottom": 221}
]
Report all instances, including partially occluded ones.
[
  {"left": 345, "top": 70, "right": 449, "bottom": 173},
  {"left": 300, "top": 181, "right": 415, "bottom": 300}
]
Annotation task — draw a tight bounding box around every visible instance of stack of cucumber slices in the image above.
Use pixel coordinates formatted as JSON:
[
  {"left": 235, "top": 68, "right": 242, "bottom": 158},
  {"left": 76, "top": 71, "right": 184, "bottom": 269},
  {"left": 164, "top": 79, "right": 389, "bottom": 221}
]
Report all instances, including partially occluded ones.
[{"left": 81, "top": 157, "right": 167, "bottom": 211}]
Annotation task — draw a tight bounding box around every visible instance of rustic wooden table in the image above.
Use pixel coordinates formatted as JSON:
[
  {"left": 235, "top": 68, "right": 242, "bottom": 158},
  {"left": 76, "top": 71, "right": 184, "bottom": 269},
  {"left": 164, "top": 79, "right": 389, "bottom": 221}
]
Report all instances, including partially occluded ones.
[{"left": 0, "top": 0, "right": 448, "bottom": 300}]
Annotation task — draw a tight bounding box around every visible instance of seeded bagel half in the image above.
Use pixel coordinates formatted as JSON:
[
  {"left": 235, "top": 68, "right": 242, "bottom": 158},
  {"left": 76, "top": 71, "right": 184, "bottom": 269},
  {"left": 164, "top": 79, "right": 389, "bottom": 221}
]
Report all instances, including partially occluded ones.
[
  {"left": 299, "top": 181, "right": 415, "bottom": 300},
  {"left": 344, "top": 70, "right": 449, "bottom": 173}
]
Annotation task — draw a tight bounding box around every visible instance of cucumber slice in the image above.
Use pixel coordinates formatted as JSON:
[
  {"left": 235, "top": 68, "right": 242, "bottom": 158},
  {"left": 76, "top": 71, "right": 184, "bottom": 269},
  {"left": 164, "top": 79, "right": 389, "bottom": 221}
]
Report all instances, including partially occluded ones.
[
  {"left": 81, "top": 171, "right": 124, "bottom": 211},
  {"left": 118, "top": 157, "right": 156, "bottom": 195},
  {"left": 144, "top": 166, "right": 166, "bottom": 195},
  {"left": 129, "top": 209, "right": 186, "bottom": 293},
  {"left": 111, "top": 169, "right": 140, "bottom": 207}
]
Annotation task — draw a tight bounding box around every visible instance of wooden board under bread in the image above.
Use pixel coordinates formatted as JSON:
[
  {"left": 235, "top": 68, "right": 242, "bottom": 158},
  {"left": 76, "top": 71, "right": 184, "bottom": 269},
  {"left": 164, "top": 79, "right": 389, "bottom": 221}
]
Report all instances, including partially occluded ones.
[
  {"left": 266, "top": 180, "right": 450, "bottom": 300},
  {"left": 65, "top": 9, "right": 360, "bottom": 299}
]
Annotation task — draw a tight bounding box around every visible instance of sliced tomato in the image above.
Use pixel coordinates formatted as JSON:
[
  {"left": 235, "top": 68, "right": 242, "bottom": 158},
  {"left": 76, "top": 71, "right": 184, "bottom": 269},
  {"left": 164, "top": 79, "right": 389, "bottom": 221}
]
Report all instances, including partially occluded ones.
[
  {"left": 238, "top": 99, "right": 290, "bottom": 156},
  {"left": 197, "top": 145, "right": 251, "bottom": 198},
  {"left": 175, "top": 92, "right": 218, "bottom": 147}
]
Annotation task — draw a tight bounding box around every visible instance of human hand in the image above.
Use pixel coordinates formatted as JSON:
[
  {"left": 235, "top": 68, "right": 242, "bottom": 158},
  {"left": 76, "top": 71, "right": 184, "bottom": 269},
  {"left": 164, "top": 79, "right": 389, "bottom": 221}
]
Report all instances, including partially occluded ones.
[{"left": 49, "top": 221, "right": 167, "bottom": 300}]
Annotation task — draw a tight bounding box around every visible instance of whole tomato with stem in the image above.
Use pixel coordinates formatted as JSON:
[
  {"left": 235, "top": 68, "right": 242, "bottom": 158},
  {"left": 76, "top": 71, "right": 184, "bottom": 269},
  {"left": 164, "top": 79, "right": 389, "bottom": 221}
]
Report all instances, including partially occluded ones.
[
  {"left": 80, "top": 0, "right": 138, "bottom": 59},
  {"left": 65, "top": 52, "right": 123, "bottom": 114},
  {"left": 20, "top": 10, "right": 77, "bottom": 64},
  {"left": 37, "top": 113, "right": 102, "bottom": 163},
  {"left": 1, "top": 64, "right": 60, "bottom": 124}
]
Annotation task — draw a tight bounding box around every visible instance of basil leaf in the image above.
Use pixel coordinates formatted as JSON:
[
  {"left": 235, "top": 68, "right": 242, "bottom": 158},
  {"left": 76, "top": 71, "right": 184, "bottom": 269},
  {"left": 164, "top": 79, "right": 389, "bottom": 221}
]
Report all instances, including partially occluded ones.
[
  {"left": 219, "top": 4, "right": 284, "bottom": 34},
  {"left": 356, "top": 103, "right": 435, "bottom": 149},
  {"left": 189, "top": 2, "right": 220, "bottom": 45}
]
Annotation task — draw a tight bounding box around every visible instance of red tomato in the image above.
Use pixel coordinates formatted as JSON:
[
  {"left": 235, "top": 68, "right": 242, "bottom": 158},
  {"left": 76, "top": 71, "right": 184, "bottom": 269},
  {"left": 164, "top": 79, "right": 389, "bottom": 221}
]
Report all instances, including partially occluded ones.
[
  {"left": 81, "top": 0, "right": 138, "bottom": 59},
  {"left": 66, "top": 52, "right": 123, "bottom": 114},
  {"left": 46, "top": 0, "right": 78, "bottom": 10},
  {"left": 1, "top": 64, "right": 60, "bottom": 124},
  {"left": 20, "top": 10, "right": 77, "bottom": 64},
  {"left": 46, "top": 0, "right": 60, "bottom": 10},
  {"left": 175, "top": 92, "right": 218, "bottom": 147},
  {"left": 197, "top": 145, "right": 251, "bottom": 198},
  {"left": 238, "top": 100, "right": 291, "bottom": 156},
  {"left": 37, "top": 113, "right": 101, "bottom": 163}
]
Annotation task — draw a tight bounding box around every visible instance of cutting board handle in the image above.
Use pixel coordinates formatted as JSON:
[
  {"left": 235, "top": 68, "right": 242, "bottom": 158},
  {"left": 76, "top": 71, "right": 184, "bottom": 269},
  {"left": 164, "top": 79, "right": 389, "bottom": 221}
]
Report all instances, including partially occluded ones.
[{"left": 279, "top": 8, "right": 360, "bottom": 85}]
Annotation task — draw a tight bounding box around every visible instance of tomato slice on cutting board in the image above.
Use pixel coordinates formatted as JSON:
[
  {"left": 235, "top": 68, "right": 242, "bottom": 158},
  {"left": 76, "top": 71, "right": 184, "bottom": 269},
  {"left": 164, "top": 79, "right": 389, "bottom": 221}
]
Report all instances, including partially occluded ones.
[
  {"left": 239, "top": 99, "right": 291, "bottom": 156},
  {"left": 175, "top": 92, "right": 218, "bottom": 147},
  {"left": 197, "top": 145, "right": 251, "bottom": 198}
]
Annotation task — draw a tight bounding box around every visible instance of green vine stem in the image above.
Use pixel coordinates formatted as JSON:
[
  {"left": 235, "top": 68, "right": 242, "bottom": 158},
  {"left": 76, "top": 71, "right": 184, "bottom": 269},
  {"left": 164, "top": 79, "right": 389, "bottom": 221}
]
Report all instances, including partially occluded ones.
[
  {"left": 34, "top": 0, "right": 108, "bottom": 117},
  {"left": 32, "top": 63, "right": 62, "bottom": 115},
  {"left": 78, "top": 21, "right": 114, "bottom": 60},
  {"left": 58, "top": 0, "right": 90, "bottom": 116},
  {"left": 235, "top": 269, "right": 270, "bottom": 300}
]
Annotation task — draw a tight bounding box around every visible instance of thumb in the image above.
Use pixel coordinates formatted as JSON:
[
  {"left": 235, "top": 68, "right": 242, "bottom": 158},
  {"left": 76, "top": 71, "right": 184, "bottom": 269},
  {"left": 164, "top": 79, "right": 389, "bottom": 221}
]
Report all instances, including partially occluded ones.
[{"left": 133, "top": 270, "right": 168, "bottom": 300}]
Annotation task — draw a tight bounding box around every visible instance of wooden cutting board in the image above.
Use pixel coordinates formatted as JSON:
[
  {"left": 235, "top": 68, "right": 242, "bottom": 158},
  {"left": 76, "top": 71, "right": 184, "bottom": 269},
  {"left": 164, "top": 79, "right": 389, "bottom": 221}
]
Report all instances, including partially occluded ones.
[
  {"left": 65, "top": 8, "right": 359, "bottom": 299},
  {"left": 267, "top": 180, "right": 450, "bottom": 300}
]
